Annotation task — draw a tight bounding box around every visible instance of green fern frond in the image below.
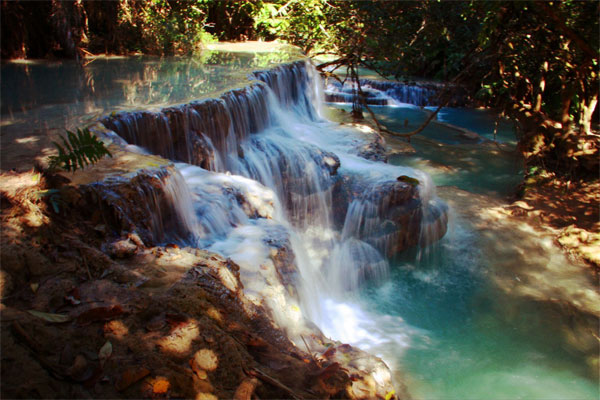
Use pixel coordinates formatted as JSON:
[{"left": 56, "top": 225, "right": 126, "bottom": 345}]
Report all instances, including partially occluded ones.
[{"left": 48, "top": 128, "right": 112, "bottom": 172}]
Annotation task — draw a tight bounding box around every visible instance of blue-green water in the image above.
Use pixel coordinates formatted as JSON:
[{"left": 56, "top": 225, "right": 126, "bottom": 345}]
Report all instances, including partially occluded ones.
[
  {"left": 3, "top": 52, "right": 597, "bottom": 399},
  {"left": 331, "top": 104, "right": 524, "bottom": 196},
  {"left": 360, "top": 232, "right": 598, "bottom": 399},
  {"left": 331, "top": 104, "right": 599, "bottom": 399},
  {"left": 1, "top": 45, "right": 302, "bottom": 171},
  {"left": 325, "top": 102, "right": 598, "bottom": 399}
]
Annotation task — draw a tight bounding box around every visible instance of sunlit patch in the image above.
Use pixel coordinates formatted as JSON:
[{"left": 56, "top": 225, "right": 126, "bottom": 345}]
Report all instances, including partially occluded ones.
[
  {"left": 372, "top": 366, "right": 392, "bottom": 388},
  {"left": 192, "top": 349, "right": 218, "bottom": 372},
  {"left": 157, "top": 321, "right": 200, "bottom": 355},
  {"left": 1, "top": 119, "right": 24, "bottom": 127},
  {"left": 349, "top": 375, "right": 377, "bottom": 398},
  {"left": 103, "top": 319, "right": 129, "bottom": 339},
  {"left": 7, "top": 59, "right": 41, "bottom": 65},
  {"left": 15, "top": 136, "right": 40, "bottom": 144},
  {"left": 354, "top": 124, "right": 376, "bottom": 134},
  {"left": 195, "top": 392, "right": 217, "bottom": 400},
  {"left": 206, "top": 307, "right": 223, "bottom": 324},
  {"left": 217, "top": 268, "right": 238, "bottom": 292}
]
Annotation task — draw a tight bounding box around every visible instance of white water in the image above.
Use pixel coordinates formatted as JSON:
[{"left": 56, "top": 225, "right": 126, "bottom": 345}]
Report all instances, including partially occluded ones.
[
  {"left": 98, "top": 58, "right": 599, "bottom": 399},
  {"left": 103, "top": 61, "right": 446, "bottom": 355}
]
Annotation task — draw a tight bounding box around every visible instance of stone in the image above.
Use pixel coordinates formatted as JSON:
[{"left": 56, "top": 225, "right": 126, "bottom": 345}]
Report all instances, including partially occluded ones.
[{"left": 106, "top": 238, "right": 138, "bottom": 259}]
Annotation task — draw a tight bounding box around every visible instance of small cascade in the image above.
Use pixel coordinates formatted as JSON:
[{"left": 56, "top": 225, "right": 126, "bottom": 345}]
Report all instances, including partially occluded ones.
[
  {"left": 252, "top": 61, "right": 323, "bottom": 121},
  {"left": 102, "top": 82, "right": 274, "bottom": 172},
  {"left": 82, "top": 166, "right": 201, "bottom": 246},
  {"left": 362, "top": 80, "right": 439, "bottom": 106},
  {"left": 98, "top": 58, "right": 449, "bottom": 358},
  {"left": 236, "top": 135, "right": 339, "bottom": 227},
  {"left": 325, "top": 78, "right": 467, "bottom": 107}
]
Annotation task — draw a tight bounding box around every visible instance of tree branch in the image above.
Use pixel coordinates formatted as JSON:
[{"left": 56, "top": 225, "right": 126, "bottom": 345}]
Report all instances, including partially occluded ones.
[{"left": 535, "top": 1, "right": 599, "bottom": 62}]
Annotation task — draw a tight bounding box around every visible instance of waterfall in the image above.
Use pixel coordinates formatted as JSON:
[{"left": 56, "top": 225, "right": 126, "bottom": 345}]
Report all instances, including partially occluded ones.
[
  {"left": 325, "top": 78, "right": 468, "bottom": 107},
  {"left": 100, "top": 59, "right": 448, "bottom": 347}
]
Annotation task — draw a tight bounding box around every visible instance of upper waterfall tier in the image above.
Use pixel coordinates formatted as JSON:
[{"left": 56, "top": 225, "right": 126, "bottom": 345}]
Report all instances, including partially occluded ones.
[
  {"left": 101, "top": 60, "right": 322, "bottom": 171},
  {"left": 97, "top": 59, "right": 448, "bottom": 257}
]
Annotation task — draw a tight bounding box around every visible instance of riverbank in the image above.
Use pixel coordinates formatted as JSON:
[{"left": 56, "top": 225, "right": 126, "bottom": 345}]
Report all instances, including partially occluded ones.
[
  {"left": 510, "top": 176, "right": 600, "bottom": 270},
  {"left": 2, "top": 49, "right": 598, "bottom": 399},
  {"left": 0, "top": 164, "right": 398, "bottom": 399},
  {"left": 1, "top": 54, "right": 412, "bottom": 399}
]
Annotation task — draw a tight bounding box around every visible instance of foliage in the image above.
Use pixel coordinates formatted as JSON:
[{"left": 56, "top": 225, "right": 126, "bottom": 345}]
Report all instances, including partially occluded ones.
[
  {"left": 110, "top": 0, "right": 216, "bottom": 55},
  {"left": 136, "top": 0, "right": 215, "bottom": 55},
  {"left": 36, "top": 189, "right": 65, "bottom": 214},
  {"left": 3, "top": 0, "right": 598, "bottom": 176},
  {"left": 49, "top": 128, "right": 112, "bottom": 173},
  {"left": 253, "top": 0, "right": 331, "bottom": 54},
  {"left": 249, "top": 0, "right": 598, "bottom": 176}
]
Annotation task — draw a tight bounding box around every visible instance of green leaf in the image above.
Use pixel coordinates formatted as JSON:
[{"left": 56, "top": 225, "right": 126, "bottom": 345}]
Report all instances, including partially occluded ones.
[{"left": 49, "top": 128, "right": 111, "bottom": 172}]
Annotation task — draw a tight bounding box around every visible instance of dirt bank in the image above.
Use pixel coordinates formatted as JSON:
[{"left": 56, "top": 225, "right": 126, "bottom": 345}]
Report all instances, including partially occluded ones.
[{"left": 0, "top": 169, "right": 399, "bottom": 399}]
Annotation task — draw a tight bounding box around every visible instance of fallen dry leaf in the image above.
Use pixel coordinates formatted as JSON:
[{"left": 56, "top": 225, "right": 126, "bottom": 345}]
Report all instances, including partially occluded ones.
[
  {"left": 68, "top": 354, "right": 94, "bottom": 382},
  {"left": 98, "top": 340, "right": 112, "bottom": 366},
  {"left": 77, "top": 305, "right": 123, "bottom": 324},
  {"left": 190, "top": 359, "right": 208, "bottom": 380},
  {"left": 153, "top": 377, "right": 170, "bottom": 394},
  {"left": 27, "top": 310, "right": 71, "bottom": 323},
  {"left": 104, "top": 320, "right": 129, "bottom": 337},
  {"left": 145, "top": 316, "right": 166, "bottom": 331},
  {"left": 233, "top": 377, "right": 259, "bottom": 400},
  {"left": 115, "top": 367, "right": 150, "bottom": 391}
]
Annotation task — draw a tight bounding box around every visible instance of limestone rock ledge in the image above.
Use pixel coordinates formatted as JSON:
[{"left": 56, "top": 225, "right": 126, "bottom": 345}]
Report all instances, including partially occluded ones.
[{"left": 1, "top": 143, "right": 400, "bottom": 400}]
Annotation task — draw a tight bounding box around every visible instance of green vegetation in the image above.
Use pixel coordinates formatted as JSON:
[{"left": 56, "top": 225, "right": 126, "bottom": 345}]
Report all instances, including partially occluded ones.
[
  {"left": 49, "top": 128, "right": 112, "bottom": 173},
  {"left": 397, "top": 176, "right": 421, "bottom": 187},
  {"left": 1, "top": 0, "right": 597, "bottom": 179}
]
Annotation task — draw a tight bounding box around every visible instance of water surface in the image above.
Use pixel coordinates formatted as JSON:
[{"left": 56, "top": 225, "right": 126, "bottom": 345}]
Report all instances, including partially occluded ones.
[{"left": 1, "top": 45, "right": 302, "bottom": 170}]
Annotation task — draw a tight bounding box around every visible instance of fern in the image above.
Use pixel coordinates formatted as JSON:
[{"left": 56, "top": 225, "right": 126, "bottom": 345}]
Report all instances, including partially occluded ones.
[{"left": 49, "top": 128, "right": 112, "bottom": 172}]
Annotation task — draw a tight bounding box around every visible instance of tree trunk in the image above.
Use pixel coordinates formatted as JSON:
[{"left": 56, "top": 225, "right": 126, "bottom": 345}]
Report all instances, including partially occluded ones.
[
  {"left": 559, "top": 82, "right": 574, "bottom": 129},
  {"left": 579, "top": 92, "right": 598, "bottom": 135},
  {"left": 534, "top": 61, "right": 548, "bottom": 113}
]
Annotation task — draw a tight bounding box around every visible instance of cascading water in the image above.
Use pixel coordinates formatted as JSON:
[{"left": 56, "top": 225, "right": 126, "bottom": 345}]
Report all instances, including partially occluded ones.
[
  {"left": 324, "top": 78, "right": 467, "bottom": 107},
  {"left": 4, "top": 51, "right": 596, "bottom": 398},
  {"left": 100, "top": 60, "right": 448, "bottom": 359}
]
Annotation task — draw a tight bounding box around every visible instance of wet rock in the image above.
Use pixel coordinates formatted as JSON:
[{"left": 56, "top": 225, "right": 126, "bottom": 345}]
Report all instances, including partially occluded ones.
[
  {"left": 225, "top": 185, "right": 275, "bottom": 220},
  {"left": 356, "top": 132, "right": 389, "bottom": 162},
  {"left": 106, "top": 238, "right": 138, "bottom": 259},
  {"left": 79, "top": 166, "right": 192, "bottom": 246},
  {"left": 333, "top": 176, "right": 448, "bottom": 257},
  {"left": 265, "top": 233, "right": 298, "bottom": 290},
  {"left": 321, "top": 152, "right": 341, "bottom": 175},
  {"left": 357, "top": 140, "right": 388, "bottom": 162}
]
